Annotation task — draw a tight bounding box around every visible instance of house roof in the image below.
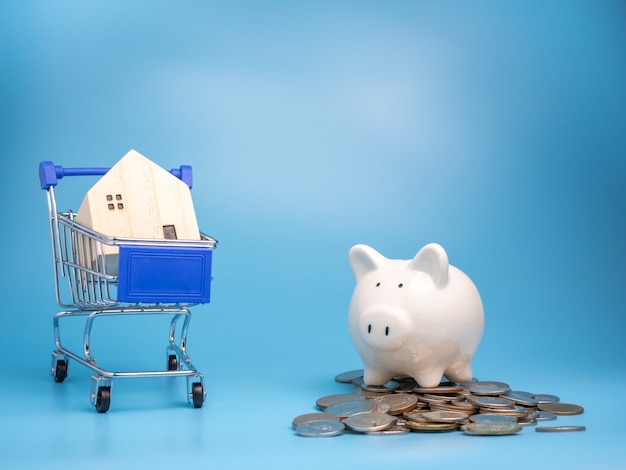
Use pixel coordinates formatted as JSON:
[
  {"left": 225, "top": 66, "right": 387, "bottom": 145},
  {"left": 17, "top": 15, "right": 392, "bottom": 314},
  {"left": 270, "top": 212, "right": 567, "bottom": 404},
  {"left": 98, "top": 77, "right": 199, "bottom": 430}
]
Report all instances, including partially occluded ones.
[{"left": 75, "top": 149, "right": 200, "bottom": 241}]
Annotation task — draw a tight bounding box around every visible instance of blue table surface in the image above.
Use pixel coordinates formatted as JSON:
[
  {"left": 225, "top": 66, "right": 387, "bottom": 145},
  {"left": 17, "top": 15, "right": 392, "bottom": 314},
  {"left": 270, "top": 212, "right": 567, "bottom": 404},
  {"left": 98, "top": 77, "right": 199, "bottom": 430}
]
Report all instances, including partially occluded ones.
[{"left": 1, "top": 1, "right": 624, "bottom": 468}]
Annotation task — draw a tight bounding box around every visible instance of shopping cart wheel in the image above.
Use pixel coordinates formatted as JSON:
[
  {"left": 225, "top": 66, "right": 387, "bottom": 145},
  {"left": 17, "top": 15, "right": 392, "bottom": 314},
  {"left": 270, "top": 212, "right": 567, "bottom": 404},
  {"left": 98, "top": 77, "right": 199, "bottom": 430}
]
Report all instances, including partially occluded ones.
[
  {"left": 167, "top": 354, "right": 179, "bottom": 371},
  {"left": 191, "top": 382, "right": 204, "bottom": 408},
  {"left": 95, "top": 386, "right": 111, "bottom": 413},
  {"left": 53, "top": 359, "right": 68, "bottom": 383}
]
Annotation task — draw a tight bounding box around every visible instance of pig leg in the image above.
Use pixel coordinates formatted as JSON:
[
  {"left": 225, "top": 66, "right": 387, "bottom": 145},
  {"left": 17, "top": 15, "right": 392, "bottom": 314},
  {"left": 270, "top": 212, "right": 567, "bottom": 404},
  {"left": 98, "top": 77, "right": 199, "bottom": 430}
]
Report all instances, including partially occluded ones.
[
  {"left": 363, "top": 367, "right": 393, "bottom": 386},
  {"left": 413, "top": 368, "right": 446, "bottom": 388},
  {"left": 443, "top": 358, "right": 473, "bottom": 384}
]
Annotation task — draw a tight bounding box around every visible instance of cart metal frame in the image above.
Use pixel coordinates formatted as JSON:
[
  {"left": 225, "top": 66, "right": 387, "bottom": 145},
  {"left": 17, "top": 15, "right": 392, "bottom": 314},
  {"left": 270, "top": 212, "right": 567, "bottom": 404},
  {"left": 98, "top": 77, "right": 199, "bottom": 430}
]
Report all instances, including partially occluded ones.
[{"left": 39, "top": 161, "right": 217, "bottom": 412}]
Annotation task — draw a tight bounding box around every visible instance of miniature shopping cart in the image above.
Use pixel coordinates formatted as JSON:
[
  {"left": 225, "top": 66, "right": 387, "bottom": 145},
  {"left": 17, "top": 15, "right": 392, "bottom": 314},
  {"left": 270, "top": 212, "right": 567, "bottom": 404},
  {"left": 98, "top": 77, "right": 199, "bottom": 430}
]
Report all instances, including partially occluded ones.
[{"left": 39, "top": 161, "right": 217, "bottom": 413}]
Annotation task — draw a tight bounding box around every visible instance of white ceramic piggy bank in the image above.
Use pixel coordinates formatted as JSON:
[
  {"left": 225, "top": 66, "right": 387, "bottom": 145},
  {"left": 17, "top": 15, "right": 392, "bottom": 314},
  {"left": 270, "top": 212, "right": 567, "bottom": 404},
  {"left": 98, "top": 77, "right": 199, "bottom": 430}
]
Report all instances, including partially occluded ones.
[{"left": 348, "top": 243, "right": 484, "bottom": 388}]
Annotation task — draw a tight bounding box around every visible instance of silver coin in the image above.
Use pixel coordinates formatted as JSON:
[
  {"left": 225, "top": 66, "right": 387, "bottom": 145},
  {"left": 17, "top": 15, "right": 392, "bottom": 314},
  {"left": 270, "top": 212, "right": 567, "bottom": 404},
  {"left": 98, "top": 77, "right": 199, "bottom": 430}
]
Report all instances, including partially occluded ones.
[
  {"left": 325, "top": 399, "right": 377, "bottom": 418},
  {"left": 504, "top": 391, "right": 538, "bottom": 407},
  {"left": 296, "top": 420, "right": 345, "bottom": 437},
  {"left": 535, "top": 411, "right": 557, "bottom": 421},
  {"left": 421, "top": 410, "right": 470, "bottom": 423},
  {"left": 335, "top": 369, "right": 364, "bottom": 383},
  {"left": 468, "top": 395, "right": 516, "bottom": 409},
  {"left": 316, "top": 394, "right": 364, "bottom": 410},
  {"left": 535, "top": 425, "right": 586, "bottom": 432},
  {"left": 351, "top": 376, "right": 365, "bottom": 387},
  {"left": 292, "top": 412, "right": 340, "bottom": 429},
  {"left": 469, "top": 414, "right": 517, "bottom": 424},
  {"left": 526, "top": 410, "right": 539, "bottom": 419},
  {"left": 532, "top": 393, "right": 560, "bottom": 404},
  {"left": 461, "top": 422, "right": 522, "bottom": 436},
  {"left": 343, "top": 412, "right": 397, "bottom": 433},
  {"left": 470, "top": 381, "right": 511, "bottom": 396}
]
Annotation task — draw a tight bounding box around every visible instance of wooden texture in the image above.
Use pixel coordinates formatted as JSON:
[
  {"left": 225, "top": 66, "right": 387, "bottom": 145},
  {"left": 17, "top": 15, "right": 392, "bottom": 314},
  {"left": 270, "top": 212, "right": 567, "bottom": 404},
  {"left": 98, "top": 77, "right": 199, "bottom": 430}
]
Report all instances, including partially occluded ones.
[{"left": 75, "top": 150, "right": 200, "bottom": 272}]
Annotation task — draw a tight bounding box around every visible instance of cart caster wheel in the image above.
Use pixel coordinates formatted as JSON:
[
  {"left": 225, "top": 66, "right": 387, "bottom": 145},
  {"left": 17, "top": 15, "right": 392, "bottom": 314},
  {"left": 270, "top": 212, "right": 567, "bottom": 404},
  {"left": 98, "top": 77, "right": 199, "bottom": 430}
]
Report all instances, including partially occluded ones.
[
  {"left": 53, "top": 359, "right": 68, "bottom": 383},
  {"left": 191, "top": 382, "right": 204, "bottom": 409},
  {"left": 95, "top": 386, "right": 111, "bottom": 413},
  {"left": 167, "top": 354, "right": 179, "bottom": 371}
]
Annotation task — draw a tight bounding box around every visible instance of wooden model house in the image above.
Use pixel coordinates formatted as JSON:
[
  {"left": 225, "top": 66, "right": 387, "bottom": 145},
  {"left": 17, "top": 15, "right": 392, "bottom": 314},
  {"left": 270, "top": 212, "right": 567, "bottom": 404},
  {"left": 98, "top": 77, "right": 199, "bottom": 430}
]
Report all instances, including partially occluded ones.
[{"left": 75, "top": 149, "right": 200, "bottom": 273}]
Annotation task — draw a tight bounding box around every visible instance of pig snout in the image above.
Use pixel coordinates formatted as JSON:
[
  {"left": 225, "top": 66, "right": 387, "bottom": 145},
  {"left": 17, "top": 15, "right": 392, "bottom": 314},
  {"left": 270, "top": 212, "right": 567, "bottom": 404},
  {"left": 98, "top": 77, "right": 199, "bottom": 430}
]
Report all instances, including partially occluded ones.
[{"left": 358, "top": 308, "right": 410, "bottom": 351}]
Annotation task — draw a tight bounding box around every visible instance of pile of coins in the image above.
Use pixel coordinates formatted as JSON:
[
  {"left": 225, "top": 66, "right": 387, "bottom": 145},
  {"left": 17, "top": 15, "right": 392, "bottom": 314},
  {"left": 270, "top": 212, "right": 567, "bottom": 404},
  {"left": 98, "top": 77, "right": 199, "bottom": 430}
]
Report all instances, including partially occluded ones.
[{"left": 292, "top": 370, "right": 585, "bottom": 437}]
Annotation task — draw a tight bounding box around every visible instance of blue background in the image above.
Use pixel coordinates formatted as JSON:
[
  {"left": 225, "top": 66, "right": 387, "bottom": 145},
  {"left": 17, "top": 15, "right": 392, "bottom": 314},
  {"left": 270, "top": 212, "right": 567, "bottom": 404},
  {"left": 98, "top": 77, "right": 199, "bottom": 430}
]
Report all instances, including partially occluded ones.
[{"left": 1, "top": 1, "right": 625, "bottom": 468}]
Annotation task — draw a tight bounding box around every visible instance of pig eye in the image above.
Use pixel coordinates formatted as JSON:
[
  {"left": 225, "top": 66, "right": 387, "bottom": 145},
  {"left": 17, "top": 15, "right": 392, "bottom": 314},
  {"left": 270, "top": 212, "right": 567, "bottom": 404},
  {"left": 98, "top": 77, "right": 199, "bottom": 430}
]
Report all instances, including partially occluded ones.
[
  {"left": 398, "top": 283, "right": 403, "bottom": 288},
  {"left": 376, "top": 282, "right": 381, "bottom": 287}
]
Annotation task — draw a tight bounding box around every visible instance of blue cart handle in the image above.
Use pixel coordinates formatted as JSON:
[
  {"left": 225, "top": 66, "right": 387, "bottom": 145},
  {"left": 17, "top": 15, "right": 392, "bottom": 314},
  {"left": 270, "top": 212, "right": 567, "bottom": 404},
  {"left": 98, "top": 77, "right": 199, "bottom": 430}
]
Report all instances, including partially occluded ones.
[{"left": 39, "top": 161, "right": 193, "bottom": 189}]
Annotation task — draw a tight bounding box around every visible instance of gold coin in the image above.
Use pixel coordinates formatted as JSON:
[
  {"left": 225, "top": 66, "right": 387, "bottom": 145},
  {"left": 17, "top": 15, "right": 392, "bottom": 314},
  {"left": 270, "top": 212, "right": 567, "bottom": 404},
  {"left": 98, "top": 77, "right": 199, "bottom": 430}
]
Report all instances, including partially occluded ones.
[
  {"left": 537, "top": 402, "right": 584, "bottom": 416},
  {"left": 421, "top": 410, "right": 469, "bottom": 423},
  {"left": 371, "top": 393, "right": 418, "bottom": 415},
  {"left": 404, "top": 420, "right": 458, "bottom": 432}
]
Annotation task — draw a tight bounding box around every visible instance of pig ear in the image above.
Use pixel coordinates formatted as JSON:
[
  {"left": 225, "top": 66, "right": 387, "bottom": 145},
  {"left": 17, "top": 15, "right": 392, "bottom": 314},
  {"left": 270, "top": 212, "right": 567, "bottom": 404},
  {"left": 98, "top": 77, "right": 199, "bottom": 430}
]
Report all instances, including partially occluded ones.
[
  {"left": 408, "top": 243, "right": 449, "bottom": 287},
  {"left": 349, "top": 244, "right": 388, "bottom": 281}
]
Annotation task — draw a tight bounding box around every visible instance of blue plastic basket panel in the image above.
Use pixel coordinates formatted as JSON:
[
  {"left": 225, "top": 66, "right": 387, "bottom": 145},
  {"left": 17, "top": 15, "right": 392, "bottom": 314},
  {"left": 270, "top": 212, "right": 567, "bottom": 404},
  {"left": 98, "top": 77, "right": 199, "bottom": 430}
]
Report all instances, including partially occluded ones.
[{"left": 116, "top": 245, "right": 212, "bottom": 303}]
